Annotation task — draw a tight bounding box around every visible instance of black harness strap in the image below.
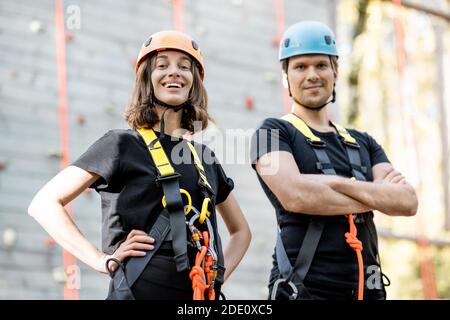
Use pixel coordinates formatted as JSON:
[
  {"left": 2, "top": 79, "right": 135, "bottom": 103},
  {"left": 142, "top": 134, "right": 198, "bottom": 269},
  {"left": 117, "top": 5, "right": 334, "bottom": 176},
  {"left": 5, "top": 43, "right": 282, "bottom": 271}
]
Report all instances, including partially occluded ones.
[
  {"left": 106, "top": 210, "right": 172, "bottom": 300},
  {"left": 137, "top": 128, "right": 190, "bottom": 272},
  {"left": 125, "top": 209, "right": 172, "bottom": 287}
]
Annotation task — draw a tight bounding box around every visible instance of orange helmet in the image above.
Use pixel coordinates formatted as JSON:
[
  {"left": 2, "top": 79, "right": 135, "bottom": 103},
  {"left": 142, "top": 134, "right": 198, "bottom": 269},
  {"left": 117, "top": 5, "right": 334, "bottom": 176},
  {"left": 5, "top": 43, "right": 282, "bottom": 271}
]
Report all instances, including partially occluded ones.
[{"left": 135, "top": 30, "right": 204, "bottom": 80}]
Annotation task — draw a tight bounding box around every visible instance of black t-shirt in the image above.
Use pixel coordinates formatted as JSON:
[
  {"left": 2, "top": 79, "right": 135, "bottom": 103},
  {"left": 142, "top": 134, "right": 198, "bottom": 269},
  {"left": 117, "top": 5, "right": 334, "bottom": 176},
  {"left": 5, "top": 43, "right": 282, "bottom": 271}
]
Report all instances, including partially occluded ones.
[
  {"left": 72, "top": 129, "right": 234, "bottom": 255},
  {"left": 251, "top": 117, "right": 390, "bottom": 289}
]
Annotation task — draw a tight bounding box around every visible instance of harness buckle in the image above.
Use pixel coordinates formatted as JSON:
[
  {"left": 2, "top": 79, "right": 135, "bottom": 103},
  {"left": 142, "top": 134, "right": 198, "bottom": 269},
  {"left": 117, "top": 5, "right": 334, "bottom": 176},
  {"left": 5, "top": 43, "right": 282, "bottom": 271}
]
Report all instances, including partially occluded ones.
[
  {"left": 155, "top": 172, "right": 181, "bottom": 186},
  {"left": 270, "top": 278, "right": 298, "bottom": 300},
  {"left": 306, "top": 139, "right": 326, "bottom": 148},
  {"left": 341, "top": 138, "right": 360, "bottom": 149}
]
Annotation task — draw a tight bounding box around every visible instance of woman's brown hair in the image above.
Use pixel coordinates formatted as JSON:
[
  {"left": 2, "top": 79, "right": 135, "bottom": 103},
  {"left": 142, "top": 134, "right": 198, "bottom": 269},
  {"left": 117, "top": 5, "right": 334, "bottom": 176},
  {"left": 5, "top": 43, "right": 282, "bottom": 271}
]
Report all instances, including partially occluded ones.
[{"left": 124, "top": 54, "right": 210, "bottom": 133}]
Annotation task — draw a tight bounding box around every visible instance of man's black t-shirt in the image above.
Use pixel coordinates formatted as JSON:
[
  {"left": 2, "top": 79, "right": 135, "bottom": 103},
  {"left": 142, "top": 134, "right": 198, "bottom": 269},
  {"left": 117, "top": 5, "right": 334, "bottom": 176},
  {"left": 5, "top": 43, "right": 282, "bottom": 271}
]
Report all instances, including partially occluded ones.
[
  {"left": 72, "top": 129, "right": 234, "bottom": 255},
  {"left": 251, "top": 117, "right": 389, "bottom": 289}
]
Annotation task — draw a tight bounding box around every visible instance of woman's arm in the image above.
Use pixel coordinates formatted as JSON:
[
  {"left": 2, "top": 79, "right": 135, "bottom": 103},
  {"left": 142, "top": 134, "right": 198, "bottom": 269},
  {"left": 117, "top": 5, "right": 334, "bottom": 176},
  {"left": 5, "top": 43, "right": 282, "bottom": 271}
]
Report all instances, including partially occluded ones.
[
  {"left": 28, "top": 165, "right": 154, "bottom": 273},
  {"left": 215, "top": 192, "right": 251, "bottom": 282}
]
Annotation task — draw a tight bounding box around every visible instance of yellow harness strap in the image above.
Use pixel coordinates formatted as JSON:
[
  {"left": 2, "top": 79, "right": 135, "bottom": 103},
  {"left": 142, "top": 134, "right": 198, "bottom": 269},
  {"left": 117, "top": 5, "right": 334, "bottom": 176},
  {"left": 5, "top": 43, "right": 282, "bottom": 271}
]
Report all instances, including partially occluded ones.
[
  {"left": 330, "top": 121, "right": 357, "bottom": 145},
  {"left": 187, "top": 142, "right": 213, "bottom": 191},
  {"left": 187, "top": 142, "right": 213, "bottom": 224},
  {"left": 281, "top": 113, "right": 357, "bottom": 144},
  {"left": 137, "top": 128, "right": 175, "bottom": 176},
  {"left": 137, "top": 128, "right": 213, "bottom": 224},
  {"left": 281, "top": 113, "right": 321, "bottom": 143}
]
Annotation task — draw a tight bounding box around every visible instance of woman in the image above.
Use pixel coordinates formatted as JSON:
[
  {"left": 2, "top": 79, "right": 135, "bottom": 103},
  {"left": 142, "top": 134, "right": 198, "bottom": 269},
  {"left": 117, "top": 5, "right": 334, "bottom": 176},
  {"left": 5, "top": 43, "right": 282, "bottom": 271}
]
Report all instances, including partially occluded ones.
[{"left": 28, "top": 30, "right": 251, "bottom": 300}]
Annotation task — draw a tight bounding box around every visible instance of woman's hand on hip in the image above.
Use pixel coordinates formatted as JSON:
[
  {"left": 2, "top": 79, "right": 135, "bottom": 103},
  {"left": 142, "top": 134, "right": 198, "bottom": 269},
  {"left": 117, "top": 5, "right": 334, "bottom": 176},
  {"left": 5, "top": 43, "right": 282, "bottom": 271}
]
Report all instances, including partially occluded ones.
[{"left": 103, "top": 229, "right": 154, "bottom": 273}]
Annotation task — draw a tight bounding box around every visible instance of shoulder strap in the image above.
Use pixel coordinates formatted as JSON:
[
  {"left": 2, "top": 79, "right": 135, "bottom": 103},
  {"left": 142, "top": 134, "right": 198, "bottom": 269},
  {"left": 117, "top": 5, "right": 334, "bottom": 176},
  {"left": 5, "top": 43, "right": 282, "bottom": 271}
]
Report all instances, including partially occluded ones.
[
  {"left": 281, "top": 113, "right": 334, "bottom": 175},
  {"left": 187, "top": 142, "right": 214, "bottom": 194},
  {"left": 137, "top": 128, "right": 189, "bottom": 272},
  {"left": 281, "top": 113, "right": 322, "bottom": 144},
  {"left": 329, "top": 121, "right": 367, "bottom": 182},
  {"left": 137, "top": 128, "right": 176, "bottom": 176},
  {"left": 281, "top": 114, "right": 367, "bottom": 181}
]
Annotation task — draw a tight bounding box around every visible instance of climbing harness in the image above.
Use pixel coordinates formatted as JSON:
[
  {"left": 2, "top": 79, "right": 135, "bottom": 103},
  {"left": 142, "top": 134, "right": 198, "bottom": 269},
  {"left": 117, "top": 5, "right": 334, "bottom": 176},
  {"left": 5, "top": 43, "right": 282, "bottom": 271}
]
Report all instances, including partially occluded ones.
[
  {"left": 271, "top": 113, "right": 368, "bottom": 300},
  {"left": 106, "top": 128, "right": 224, "bottom": 300},
  {"left": 138, "top": 128, "right": 221, "bottom": 300}
]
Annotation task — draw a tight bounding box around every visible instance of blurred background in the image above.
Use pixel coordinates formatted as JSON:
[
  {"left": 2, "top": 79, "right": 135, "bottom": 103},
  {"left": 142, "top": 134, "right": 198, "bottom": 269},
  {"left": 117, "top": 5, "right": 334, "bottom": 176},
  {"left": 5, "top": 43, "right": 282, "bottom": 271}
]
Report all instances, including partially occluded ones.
[{"left": 0, "top": 0, "right": 449, "bottom": 300}]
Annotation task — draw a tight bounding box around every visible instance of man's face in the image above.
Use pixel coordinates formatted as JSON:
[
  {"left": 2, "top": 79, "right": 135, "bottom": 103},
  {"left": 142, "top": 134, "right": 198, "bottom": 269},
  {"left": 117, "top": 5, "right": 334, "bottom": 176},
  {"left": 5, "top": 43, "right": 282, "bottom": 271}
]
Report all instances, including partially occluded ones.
[{"left": 286, "top": 54, "right": 336, "bottom": 109}]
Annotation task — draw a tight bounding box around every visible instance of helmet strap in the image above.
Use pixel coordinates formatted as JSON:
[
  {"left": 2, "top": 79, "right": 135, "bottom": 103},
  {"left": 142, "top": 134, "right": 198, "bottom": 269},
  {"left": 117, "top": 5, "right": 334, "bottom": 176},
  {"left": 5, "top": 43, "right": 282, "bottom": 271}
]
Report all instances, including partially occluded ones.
[{"left": 158, "top": 102, "right": 186, "bottom": 140}]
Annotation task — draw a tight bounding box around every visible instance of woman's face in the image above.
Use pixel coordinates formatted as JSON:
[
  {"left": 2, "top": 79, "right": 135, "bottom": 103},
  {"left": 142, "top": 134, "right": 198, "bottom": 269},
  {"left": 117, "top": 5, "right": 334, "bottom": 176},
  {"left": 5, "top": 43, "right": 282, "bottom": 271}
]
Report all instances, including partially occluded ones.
[{"left": 151, "top": 50, "right": 194, "bottom": 106}]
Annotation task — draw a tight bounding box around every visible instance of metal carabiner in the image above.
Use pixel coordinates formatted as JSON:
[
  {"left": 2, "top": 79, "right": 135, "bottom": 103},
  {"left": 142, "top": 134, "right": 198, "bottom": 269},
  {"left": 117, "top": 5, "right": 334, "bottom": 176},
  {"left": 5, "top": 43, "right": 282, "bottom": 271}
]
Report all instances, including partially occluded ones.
[
  {"left": 204, "top": 216, "right": 217, "bottom": 260},
  {"left": 270, "top": 278, "right": 298, "bottom": 300}
]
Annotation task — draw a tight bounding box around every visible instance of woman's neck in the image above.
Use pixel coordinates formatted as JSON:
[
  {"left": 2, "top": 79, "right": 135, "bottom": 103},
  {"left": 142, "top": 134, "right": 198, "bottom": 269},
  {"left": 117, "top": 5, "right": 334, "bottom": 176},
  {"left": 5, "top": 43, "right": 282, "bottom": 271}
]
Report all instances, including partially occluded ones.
[{"left": 153, "top": 105, "right": 184, "bottom": 138}]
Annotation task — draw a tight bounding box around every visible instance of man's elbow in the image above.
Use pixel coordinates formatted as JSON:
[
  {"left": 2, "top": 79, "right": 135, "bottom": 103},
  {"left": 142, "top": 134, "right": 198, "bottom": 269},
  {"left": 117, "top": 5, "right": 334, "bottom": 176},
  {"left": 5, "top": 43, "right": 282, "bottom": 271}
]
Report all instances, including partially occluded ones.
[
  {"left": 405, "top": 195, "right": 418, "bottom": 216},
  {"left": 280, "top": 193, "right": 305, "bottom": 213},
  {"left": 404, "top": 186, "right": 418, "bottom": 216},
  {"left": 395, "top": 191, "right": 418, "bottom": 217}
]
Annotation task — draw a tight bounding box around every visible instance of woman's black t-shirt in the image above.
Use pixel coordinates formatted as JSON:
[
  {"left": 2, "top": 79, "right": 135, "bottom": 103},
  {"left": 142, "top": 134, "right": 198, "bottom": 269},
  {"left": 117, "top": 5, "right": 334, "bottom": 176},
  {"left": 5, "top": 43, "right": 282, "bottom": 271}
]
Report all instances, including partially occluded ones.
[
  {"left": 251, "top": 117, "right": 389, "bottom": 289},
  {"left": 72, "top": 129, "right": 234, "bottom": 255}
]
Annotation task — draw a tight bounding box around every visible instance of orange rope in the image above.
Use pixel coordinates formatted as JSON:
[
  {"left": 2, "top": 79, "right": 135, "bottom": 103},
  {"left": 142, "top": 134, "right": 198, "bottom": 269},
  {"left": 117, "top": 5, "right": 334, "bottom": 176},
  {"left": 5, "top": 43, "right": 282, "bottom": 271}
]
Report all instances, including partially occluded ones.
[
  {"left": 190, "top": 245, "right": 207, "bottom": 300},
  {"left": 345, "top": 214, "right": 364, "bottom": 300},
  {"left": 189, "top": 231, "right": 216, "bottom": 300}
]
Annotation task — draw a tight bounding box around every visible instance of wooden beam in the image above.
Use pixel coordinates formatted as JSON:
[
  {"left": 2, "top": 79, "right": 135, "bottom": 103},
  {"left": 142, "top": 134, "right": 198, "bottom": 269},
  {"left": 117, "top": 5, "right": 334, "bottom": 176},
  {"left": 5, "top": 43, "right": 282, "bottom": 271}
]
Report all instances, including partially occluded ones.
[
  {"left": 378, "top": 229, "right": 450, "bottom": 247},
  {"left": 379, "top": 0, "right": 450, "bottom": 22}
]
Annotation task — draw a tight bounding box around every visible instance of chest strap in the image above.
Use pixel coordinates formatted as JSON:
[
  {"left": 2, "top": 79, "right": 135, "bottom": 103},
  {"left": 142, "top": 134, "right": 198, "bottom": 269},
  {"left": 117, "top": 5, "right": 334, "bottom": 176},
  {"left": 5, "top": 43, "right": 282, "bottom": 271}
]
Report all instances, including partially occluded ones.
[{"left": 137, "top": 128, "right": 189, "bottom": 272}]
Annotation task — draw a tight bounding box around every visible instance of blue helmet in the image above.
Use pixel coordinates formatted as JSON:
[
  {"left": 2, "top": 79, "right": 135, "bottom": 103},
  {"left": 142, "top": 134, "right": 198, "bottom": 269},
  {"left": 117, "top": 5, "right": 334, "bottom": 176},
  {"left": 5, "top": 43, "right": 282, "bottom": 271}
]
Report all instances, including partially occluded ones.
[{"left": 279, "top": 21, "right": 338, "bottom": 61}]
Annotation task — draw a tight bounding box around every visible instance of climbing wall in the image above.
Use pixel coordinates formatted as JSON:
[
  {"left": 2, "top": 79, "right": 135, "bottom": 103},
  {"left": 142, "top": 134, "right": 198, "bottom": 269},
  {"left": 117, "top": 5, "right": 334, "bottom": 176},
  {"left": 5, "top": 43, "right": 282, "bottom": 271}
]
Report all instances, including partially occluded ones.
[{"left": 0, "top": 0, "right": 334, "bottom": 299}]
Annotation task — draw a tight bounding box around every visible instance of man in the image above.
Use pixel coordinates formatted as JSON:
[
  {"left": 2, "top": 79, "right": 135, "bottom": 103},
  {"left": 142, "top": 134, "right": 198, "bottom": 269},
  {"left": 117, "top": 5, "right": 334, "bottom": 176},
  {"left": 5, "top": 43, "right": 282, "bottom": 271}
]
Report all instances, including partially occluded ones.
[{"left": 251, "top": 21, "right": 418, "bottom": 300}]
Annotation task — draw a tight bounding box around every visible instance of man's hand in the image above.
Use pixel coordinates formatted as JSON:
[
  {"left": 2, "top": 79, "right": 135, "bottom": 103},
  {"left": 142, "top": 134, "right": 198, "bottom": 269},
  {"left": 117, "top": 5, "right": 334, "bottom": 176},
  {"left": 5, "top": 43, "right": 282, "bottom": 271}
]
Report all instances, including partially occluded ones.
[{"left": 374, "top": 166, "right": 406, "bottom": 185}]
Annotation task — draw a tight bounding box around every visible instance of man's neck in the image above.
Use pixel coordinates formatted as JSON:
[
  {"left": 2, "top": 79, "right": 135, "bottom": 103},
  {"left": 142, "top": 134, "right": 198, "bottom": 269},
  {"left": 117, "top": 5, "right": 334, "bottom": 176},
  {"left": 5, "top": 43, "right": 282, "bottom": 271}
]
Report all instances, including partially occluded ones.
[{"left": 291, "top": 103, "right": 335, "bottom": 133}]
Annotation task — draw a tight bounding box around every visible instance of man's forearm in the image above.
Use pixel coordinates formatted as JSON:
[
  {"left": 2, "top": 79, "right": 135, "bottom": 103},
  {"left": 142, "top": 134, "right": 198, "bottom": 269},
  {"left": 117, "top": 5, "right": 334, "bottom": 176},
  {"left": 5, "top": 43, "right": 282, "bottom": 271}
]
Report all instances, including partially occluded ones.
[
  {"left": 289, "top": 177, "right": 373, "bottom": 215},
  {"left": 325, "top": 176, "right": 418, "bottom": 216}
]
